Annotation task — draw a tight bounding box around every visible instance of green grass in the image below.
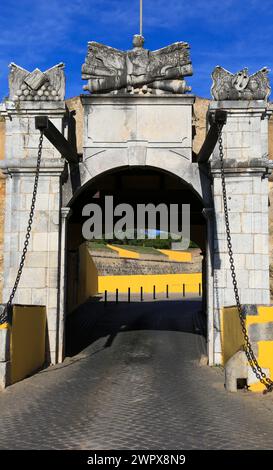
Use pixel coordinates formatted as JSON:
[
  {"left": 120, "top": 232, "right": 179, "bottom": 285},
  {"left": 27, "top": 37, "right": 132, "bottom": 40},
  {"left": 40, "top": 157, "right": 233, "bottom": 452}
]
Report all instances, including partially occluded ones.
[{"left": 87, "top": 242, "right": 112, "bottom": 252}]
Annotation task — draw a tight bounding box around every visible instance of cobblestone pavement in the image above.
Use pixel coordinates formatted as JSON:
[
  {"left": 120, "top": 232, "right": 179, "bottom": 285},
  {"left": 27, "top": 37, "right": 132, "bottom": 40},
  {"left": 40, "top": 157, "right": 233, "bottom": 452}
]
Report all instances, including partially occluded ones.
[{"left": 1, "top": 298, "right": 273, "bottom": 450}]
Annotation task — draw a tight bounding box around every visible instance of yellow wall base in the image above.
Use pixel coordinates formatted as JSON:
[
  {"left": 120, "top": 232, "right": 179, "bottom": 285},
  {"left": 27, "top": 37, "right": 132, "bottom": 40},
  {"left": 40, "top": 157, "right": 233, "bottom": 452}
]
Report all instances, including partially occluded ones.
[{"left": 220, "top": 305, "right": 273, "bottom": 392}]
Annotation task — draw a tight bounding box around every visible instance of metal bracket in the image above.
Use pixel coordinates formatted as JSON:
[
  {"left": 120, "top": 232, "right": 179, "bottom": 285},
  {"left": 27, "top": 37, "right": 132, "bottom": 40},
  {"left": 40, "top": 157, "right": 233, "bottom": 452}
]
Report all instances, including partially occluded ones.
[
  {"left": 197, "top": 110, "right": 227, "bottom": 163},
  {"left": 35, "top": 116, "right": 79, "bottom": 164}
]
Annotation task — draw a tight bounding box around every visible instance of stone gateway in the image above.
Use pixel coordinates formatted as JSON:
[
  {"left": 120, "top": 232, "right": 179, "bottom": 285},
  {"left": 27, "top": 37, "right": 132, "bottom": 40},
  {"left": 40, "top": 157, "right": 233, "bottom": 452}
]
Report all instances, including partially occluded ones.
[{"left": 0, "top": 34, "right": 272, "bottom": 391}]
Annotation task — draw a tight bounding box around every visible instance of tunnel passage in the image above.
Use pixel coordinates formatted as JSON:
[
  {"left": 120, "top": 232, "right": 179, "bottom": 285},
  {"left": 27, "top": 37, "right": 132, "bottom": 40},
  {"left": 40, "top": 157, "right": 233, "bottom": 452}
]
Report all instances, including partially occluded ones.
[{"left": 64, "top": 166, "right": 207, "bottom": 357}]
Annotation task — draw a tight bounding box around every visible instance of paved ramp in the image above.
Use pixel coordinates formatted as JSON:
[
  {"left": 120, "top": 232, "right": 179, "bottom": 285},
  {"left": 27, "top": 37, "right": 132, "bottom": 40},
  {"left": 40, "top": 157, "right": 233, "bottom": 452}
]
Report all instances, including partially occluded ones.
[{"left": 0, "top": 299, "right": 273, "bottom": 449}]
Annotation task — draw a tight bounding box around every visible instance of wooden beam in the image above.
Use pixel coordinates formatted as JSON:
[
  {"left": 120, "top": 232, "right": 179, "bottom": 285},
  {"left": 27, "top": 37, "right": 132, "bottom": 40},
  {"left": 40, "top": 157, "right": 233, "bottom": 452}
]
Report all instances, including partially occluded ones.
[
  {"left": 197, "top": 110, "right": 227, "bottom": 163},
  {"left": 35, "top": 116, "right": 79, "bottom": 164}
]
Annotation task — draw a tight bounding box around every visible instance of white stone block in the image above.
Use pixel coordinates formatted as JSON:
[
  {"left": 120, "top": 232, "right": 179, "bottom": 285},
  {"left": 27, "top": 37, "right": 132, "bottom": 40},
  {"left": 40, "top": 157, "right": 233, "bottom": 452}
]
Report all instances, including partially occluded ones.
[
  {"left": 229, "top": 234, "right": 253, "bottom": 253},
  {"left": 226, "top": 180, "right": 252, "bottom": 195},
  {"left": 226, "top": 269, "right": 249, "bottom": 289},
  {"left": 0, "top": 362, "right": 11, "bottom": 389},
  {"left": 31, "top": 288, "right": 47, "bottom": 305},
  {"left": 16, "top": 288, "right": 32, "bottom": 305},
  {"left": 240, "top": 288, "right": 255, "bottom": 304},
  {"left": 47, "top": 328, "right": 57, "bottom": 353},
  {"left": 48, "top": 288, "right": 58, "bottom": 309},
  {"left": 48, "top": 252, "right": 59, "bottom": 269},
  {"left": 47, "top": 307, "right": 58, "bottom": 330},
  {"left": 241, "top": 213, "right": 253, "bottom": 234},
  {"left": 48, "top": 194, "right": 60, "bottom": 211},
  {"left": 261, "top": 195, "right": 269, "bottom": 213},
  {"left": 225, "top": 195, "right": 245, "bottom": 212},
  {"left": 0, "top": 328, "right": 10, "bottom": 362},
  {"left": 226, "top": 148, "right": 243, "bottom": 160},
  {"left": 253, "top": 213, "right": 268, "bottom": 234},
  {"left": 33, "top": 233, "right": 48, "bottom": 252},
  {"left": 25, "top": 252, "right": 48, "bottom": 268},
  {"left": 245, "top": 254, "right": 268, "bottom": 270},
  {"left": 223, "top": 288, "right": 237, "bottom": 306},
  {"left": 48, "top": 232, "right": 59, "bottom": 252},
  {"left": 244, "top": 195, "right": 262, "bottom": 213},
  {"left": 213, "top": 195, "right": 222, "bottom": 212},
  {"left": 19, "top": 233, "right": 33, "bottom": 251},
  {"left": 248, "top": 270, "right": 266, "bottom": 289},
  {"left": 33, "top": 211, "right": 50, "bottom": 232},
  {"left": 47, "top": 268, "right": 58, "bottom": 288},
  {"left": 18, "top": 268, "right": 46, "bottom": 289},
  {"left": 26, "top": 194, "right": 49, "bottom": 211},
  {"left": 254, "top": 234, "right": 269, "bottom": 254}
]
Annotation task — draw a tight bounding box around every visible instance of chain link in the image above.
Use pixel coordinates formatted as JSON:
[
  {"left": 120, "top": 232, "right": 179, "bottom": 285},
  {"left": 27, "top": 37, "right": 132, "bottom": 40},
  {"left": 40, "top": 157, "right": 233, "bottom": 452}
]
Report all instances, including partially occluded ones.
[
  {"left": 218, "top": 123, "right": 273, "bottom": 394},
  {"left": 0, "top": 131, "right": 44, "bottom": 325}
]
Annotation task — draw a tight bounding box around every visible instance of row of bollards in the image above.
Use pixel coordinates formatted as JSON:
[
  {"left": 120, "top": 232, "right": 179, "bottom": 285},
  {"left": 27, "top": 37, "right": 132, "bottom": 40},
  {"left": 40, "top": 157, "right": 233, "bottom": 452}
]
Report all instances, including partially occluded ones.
[{"left": 104, "top": 283, "right": 202, "bottom": 306}]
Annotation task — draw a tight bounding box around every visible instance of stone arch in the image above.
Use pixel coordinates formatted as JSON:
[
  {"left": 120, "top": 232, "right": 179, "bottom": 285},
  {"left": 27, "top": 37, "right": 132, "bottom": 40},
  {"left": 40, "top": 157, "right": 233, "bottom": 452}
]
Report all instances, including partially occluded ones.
[
  {"left": 60, "top": 160, "right": 214, "bottom": 360},
  {"left": 63, "top": 148, "right": 212, "bottom": 209}
]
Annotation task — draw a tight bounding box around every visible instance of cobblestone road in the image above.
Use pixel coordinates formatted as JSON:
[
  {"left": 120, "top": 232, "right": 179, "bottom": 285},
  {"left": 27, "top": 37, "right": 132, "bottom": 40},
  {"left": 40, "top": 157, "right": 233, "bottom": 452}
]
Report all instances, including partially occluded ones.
[{"left": 0, "top": 298, "right": 273, "bottom": 450}]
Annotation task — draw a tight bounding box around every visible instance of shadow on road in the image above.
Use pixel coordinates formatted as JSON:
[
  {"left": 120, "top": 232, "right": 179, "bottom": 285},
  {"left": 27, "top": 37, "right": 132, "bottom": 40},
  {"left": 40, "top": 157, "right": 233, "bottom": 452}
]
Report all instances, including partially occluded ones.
[{"left": 65, "top": 298, "right": 206, "bottom": 357}]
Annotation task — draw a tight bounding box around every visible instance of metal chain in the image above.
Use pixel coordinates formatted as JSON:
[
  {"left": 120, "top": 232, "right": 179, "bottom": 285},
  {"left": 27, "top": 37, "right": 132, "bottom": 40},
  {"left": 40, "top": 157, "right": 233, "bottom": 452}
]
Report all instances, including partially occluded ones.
[
  {"left": 0, "top": 131, "right": 44, "bottom": 325},
  {"left": 218, "top": 123, "right": 273, "bottom": 394}
]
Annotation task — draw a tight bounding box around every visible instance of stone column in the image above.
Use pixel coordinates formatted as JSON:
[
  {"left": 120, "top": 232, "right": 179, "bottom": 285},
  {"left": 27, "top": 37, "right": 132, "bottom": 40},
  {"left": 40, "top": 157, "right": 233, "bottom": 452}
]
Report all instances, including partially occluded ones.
[
  {"left": 57, "top": 207, "right": 71, "bottom": 363},
  {"left": 0, "top": 64, "right": 66, "bottom": 364},
  {"left": 202, "top": 208, "right": 215, "bottom": 365},
  {"left": 209, "top": 100, "right": 272, "bottom": 363}
]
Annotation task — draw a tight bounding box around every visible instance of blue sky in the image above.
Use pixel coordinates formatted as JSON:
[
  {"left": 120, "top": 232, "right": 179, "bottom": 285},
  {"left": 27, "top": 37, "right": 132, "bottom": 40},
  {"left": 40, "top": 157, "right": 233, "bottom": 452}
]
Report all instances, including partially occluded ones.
[{"left": 0, "top": 0, "right": 273, "bottom": 100}]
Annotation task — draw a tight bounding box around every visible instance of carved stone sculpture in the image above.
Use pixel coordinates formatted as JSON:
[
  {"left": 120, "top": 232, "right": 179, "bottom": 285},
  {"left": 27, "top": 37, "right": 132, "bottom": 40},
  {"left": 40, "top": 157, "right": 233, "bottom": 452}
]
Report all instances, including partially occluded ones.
[
  {"left": 9, "top": 63, "right": 65, "bottom": 101},
  {"left": 82, "top": 35, "right": 193, "bottom": 95},
  {"left": 211, "top": 66, "right": 271, "bottom": 101}
]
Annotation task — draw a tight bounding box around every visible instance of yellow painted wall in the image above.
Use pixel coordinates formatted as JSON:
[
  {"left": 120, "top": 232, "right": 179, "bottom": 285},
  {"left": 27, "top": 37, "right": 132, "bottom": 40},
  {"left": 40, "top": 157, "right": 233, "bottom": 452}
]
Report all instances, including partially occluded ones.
[
  {"left": 99, "top": 273, "right": 202, "bottom": 294},
  {"left": 107, "top": 244, "right": 140, "bottom": 259},
  {"left": 157, "top": 250, "right": 192, "bottom": 262},
  {"left": 220, "top": 305, "right": 273, "bottom": 392},
  {"left": 78, "top": 243, "right": 98, "bottom": 305},
  {"left": 220, "top": 307, "right": 244, "bottom": 365},
  {"left": 10, "top": 305, "right": 46, "bottom": 385}
]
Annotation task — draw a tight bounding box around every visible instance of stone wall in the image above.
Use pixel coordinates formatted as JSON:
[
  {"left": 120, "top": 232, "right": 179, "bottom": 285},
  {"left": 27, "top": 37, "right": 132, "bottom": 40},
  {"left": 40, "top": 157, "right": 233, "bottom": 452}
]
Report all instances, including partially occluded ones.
[
  {"left": 0, "top": 95, "right": 273, "bottom": 302},
  {"left": 0, "top": 117, "right": 5, "bottom": 302},
  {"left": 66, "top": 96, "right": 84, "bottom": 154},
  {"left": 193, "top": 96, "right": 210, "bottom": 155},
  {"left": 90, "top": 249, "right": 202, "bottom": 276}
]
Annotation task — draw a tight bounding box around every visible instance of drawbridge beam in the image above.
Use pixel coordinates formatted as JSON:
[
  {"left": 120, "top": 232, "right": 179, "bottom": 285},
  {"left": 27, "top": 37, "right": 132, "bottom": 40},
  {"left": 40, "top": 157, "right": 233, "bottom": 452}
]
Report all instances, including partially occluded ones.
[
  {"left": 197, "top": 110, "right": 227, "bottom": 163},
  {"left": 35, "top": 116, "right": 79, "bottom": 164}
]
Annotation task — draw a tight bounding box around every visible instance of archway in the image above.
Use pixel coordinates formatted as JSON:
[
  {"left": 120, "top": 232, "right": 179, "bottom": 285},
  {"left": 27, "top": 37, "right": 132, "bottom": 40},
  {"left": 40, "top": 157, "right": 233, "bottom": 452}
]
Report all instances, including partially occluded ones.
[{"left": 63, "top": 165, "right": 210, "bottom": 358}]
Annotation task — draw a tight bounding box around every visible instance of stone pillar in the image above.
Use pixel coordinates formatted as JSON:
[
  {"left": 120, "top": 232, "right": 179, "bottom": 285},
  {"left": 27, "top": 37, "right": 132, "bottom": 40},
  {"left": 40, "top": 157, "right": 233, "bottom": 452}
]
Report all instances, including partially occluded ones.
[
  {"left": 202, "top": 208, "right": 215, "bottom": 365},
  {"left": 57, "top": 207, "right": 71, "bottom": 363},
  {"left": 0, "top": 64, "right": 66, "bottom": 364},
  {"left": 209, "top": 100, "right": 272, "bottom": 363}
]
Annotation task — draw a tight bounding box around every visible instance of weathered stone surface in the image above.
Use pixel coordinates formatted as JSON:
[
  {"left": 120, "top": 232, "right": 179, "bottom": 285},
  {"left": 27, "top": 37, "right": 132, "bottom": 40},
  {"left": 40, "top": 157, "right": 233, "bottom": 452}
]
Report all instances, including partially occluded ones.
[
  {"left": 88, "top": 248, "right": 202, "bottom": 277},
  {"left": 225, "top": 350, "right": 248, "bottom": 392},
  {"left": 82, "top": 36, "right": 193, "bottom": 95},
  {"left": 0, "top": 327, "right": 10, "bottom": 362},
  {"left": 211, "top": 66, "right": 271, "bottom": 101},
  {"left": 9, "top": 63, "right": 65, "bottom": 101},
  {"left": 192, "top": 97, "right": 210, "bottom": 155},
  {"left": 0, "top": 361, "right": 10, "bottom": 389}
]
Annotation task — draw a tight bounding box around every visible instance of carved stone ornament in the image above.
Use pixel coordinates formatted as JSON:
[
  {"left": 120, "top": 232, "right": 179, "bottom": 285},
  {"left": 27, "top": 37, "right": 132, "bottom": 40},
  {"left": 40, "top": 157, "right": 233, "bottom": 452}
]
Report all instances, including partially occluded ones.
[
  {"left": 82, "top": 35, "right": 193, "bottom": 95},
  {"left": 211, "top": 66, "right": 271, "bottom": 101},
  {"left": 9, "top": 63, "right": 65, "bottom": 101}
]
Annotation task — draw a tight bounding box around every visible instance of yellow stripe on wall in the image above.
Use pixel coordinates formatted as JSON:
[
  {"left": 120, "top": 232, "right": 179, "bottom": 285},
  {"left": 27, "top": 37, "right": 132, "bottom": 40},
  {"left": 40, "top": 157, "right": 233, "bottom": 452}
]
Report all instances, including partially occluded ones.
[
  {"left": 98, "top": 273, "right": 202, "bottom": 294},
  {"left": 157, "top": 249, "right": 192, "bottom": 262},
  {"left": 220, "top": 305, "right": 273, "bottom": 392},
  {"left": 107, "top": 244, "right": 140, "bottom": 259}
]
